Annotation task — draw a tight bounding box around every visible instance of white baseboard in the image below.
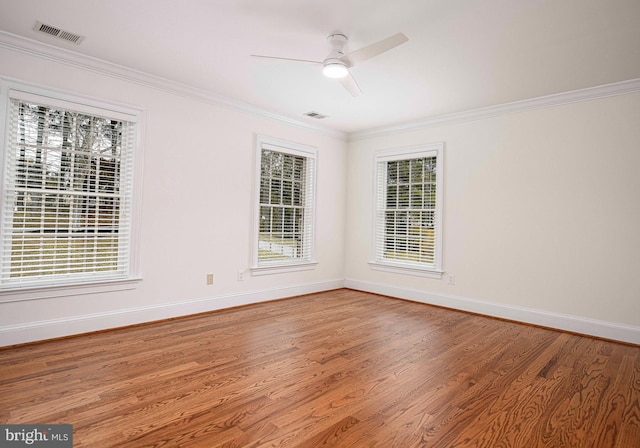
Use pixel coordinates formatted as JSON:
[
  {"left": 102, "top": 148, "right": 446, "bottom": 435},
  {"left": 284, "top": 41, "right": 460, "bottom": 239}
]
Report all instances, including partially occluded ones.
[
  {"left": 0, "top": 279, "right": 344, "bottom": 347},
  {"left": 4, "top": 278, "right": 638, "bottom": 347},
  {"left": 344, "top": 278, "right": 640, "bottom": 345}
]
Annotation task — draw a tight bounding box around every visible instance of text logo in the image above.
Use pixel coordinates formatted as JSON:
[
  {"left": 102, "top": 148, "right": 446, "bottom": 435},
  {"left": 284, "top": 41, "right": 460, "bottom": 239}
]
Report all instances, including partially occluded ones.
[{"left": 0, "top": 425, "right": 72, "bottom": 448}]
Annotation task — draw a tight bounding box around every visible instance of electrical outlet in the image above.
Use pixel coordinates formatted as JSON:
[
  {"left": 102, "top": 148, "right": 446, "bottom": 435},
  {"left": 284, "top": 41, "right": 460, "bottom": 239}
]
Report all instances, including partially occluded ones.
[
  {"left": 206, "top": 273, "right": 214, "bottom": 285},
  {"left": 447, "top": 274, "right": 455, "bottom": 285},
  {"left": 237, "top": 270, "right": 244, "bottom": 281}
]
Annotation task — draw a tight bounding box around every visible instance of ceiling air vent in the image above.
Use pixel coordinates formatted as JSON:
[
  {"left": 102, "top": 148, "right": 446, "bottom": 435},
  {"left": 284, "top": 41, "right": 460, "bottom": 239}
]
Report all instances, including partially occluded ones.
[
  {"left": 303, "top": 111, "right": 328, "bottom": 119},
  {"left": 33, "top": 21, "right": 85, "bottom": 44}
]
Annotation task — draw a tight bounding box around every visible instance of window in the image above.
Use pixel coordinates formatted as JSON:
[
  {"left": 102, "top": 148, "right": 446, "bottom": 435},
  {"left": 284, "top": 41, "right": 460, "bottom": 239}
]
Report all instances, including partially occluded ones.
[
  {"left": 0, "top": 82, "right": 142, "bottom": 297},
  {"left": 371, "top": 143, "right": 444, "bottom": 277},
  {"left": 252, "top": 136, "right": 317, "bottom": 274}
]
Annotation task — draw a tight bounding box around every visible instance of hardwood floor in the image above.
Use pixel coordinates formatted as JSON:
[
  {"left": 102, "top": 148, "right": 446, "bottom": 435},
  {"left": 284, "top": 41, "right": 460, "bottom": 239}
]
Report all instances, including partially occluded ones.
[{"left": 1, "top": 289, "right": 639, "bottom": 447}]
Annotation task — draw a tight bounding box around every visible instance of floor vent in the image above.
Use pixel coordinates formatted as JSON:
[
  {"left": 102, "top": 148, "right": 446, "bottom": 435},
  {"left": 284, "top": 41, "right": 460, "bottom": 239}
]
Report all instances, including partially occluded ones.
[
  {"left": 33, "top": 21, "right": 85, "bottom": 44},
  {"left": 303, "top": 111, "right": 328, "bottom": 119}
]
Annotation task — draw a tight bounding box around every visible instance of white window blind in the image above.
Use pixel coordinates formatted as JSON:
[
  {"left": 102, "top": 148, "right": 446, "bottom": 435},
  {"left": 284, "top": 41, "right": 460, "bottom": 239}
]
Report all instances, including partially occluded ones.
[
  {"left": 253, "top": 137, "right": 317, "bottom": 272},
  {"left": 0, "top": 90, "right": 137, "bottom": 289},
  {"left": 372, "top": 144, "right": 443, "bottom": 275}
]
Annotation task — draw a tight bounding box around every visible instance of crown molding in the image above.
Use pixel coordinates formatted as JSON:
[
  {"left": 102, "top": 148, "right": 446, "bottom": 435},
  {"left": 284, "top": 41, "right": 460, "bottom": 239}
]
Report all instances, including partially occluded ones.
[
  {"left": 0, "top": 30, "right": 346, "bottom": 140},
  {"left": 348, "top": 77, "right": 640, "bottom": 141},
  {"left": 2, "top": 30, "right": 638, "bottom": 143}
]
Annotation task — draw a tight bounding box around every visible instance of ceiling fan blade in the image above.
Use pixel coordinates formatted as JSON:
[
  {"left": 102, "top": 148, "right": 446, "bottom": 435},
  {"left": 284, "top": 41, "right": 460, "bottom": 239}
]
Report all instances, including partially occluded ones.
[
  {"left": 250, "top": 54, "right": 322, "bottom": 65},
  {"left": 342, "top": 32, "right": 408, "bottom": 65},
  {"left": 338, "top": 72, "right": 363, "bottom": 97}
]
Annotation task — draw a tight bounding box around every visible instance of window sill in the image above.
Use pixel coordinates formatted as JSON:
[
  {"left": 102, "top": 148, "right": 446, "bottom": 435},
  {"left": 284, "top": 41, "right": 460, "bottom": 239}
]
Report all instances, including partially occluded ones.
[
  {"left": 368, "top": 261, "right": 443, "bottom": 279},
  {"left": 251, "top": 261, "right": 318, "bottom": 276},
  {"left": 0, "top": 277, "right": 143, "bottom": 303}
]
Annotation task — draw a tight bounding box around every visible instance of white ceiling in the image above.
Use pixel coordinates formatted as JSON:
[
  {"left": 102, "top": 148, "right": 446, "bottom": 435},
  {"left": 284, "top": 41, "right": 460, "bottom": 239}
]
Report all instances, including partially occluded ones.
[{"left": 1, "top": 0, "right": 639, "bottom": 134}]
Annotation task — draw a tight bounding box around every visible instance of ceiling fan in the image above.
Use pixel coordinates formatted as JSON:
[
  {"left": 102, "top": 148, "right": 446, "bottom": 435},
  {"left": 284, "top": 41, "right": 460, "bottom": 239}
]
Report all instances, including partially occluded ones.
[{"left": 251, "top": 32, "right": 409, "bottom": 97}]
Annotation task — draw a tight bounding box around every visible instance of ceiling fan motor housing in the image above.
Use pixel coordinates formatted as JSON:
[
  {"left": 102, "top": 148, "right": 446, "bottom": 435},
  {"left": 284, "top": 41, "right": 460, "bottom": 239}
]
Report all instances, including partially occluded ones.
[{"left": 323, "top": 34, "right": 349, "bottom": 78}]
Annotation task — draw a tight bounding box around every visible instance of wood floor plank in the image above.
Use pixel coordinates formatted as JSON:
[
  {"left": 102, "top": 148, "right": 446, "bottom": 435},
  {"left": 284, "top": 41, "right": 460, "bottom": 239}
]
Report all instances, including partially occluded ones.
[{"left": 1, "top": 289, "right": 638, "bottom": 447}]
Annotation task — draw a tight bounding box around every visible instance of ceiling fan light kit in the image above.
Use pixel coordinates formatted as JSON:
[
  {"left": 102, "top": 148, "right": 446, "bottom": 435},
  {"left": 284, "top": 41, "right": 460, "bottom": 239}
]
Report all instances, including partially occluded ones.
[{"left": 322, "top": 60, "right": 349, "bottom": 78}]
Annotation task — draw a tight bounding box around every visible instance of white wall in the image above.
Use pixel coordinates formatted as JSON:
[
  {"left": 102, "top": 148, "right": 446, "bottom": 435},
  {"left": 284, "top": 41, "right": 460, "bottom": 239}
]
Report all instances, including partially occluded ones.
[
  {"left": 1, "top": 38, "right": 639, "bottom": 346},
  {"left": 0, "top": 44, "right": 347, "bottom": 345},
  {"left": 345, "top": 92, "right": 640, "bottom": 343}
]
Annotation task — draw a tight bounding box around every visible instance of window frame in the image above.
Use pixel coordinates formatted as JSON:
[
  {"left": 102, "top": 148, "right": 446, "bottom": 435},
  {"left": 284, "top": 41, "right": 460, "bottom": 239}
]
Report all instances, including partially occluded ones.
[
  {"left": 369, "top": 143, "right": 444, "bottom": 278},
  {"left": 251, "top": 135, "right": 317, "bottom": 276},
  {"left": 0, "top": 78, "right": 144, "bottom": 302}
]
